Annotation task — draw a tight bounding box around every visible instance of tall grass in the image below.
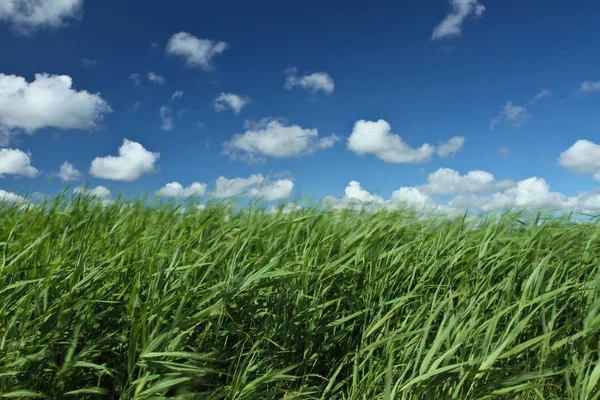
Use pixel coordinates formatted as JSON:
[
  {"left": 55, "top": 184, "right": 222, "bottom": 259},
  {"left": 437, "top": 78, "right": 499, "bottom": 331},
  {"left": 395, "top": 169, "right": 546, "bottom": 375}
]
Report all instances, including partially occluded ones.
[{"left": 1, "top": 194, "right": 599, "bottom": 399}]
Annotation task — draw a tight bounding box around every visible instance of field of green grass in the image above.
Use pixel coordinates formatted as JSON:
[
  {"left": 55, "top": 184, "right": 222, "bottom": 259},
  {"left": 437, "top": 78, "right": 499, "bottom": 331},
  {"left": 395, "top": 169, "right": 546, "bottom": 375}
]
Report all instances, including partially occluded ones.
[{"left": 1, "top": 195, "right": 600, "bottom": 399}]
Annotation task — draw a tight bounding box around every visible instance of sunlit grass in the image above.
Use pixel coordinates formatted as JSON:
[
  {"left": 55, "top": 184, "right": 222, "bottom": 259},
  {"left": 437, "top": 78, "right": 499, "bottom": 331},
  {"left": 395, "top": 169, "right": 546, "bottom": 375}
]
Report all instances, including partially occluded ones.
[{"left": 1, "top": 193, "right": 599, "bottom": 399}]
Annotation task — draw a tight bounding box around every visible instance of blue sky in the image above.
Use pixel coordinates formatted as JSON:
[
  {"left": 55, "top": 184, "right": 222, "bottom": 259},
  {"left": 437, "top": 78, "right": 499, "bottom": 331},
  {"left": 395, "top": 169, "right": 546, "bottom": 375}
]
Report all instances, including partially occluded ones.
[{"left": 1, "top": 0, "right": 600, "bottom": 214}]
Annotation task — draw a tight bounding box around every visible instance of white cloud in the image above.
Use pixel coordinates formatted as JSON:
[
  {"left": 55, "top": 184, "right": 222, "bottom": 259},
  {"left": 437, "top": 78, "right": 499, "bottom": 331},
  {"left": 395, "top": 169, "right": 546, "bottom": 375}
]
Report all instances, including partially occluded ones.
[
  {"left": 284, "top": 66, "right": 335, "bottom": 94},
  {"left": 431, "top": 0, "right": 485, "bottom": 40},
  {"left": 212, "top": 174, "right": 293, "bottom": 201},
  {"left": 81, "top": 58, "right": 97, "bottom": 67},
  {"left": 324, "top": 181, "right": 459, "bottom": 215},
  {"left": 148, "top": 72, "right": 165, "bottom": 85},
  {"left": 436, "top": 136, "right": 465, "bottom": 157},
  {"left": 347, "top": 119, "right": 439, "bottom": 163},
  {"left": 155, "top": 182, "right": 207, "bottom": 198},
  {"left": 213, "top": 174, "right": 264, "bottom": 198},
  {"left": 171, "top": 90, "right": 183, "bottom": 101},
  {"left": 132, "top": 101, "right": 141, "bottom": 112},
  {"left": 0, "top": 0, "right": 83, "bottom": 32},
  {"left": 74, "top": 185, "right": 111, "bottom": 199},
  {"left": 129, "top": 73, "right": 141, "bottom": 86},
  {"left": 57, "top": 161, "right": 81, "bottom": 181},
  {"left": 558, "top": 139, "right": 600, "bottom": 181},
  {"left": 420, "top": 168, "right": 514, "bottom": 195},
  {"left": 530, "top": 89, "right": 551, "bottom": 103},
  {"left": 344, "top": 181, "right": 384, "bottom": 204},
  {"left": 390, "top": 187, "right": 434, "bottom": 210},
  {"left": 579, "top": 81, "right": 600, "bottom": 94},
  {"left": 214, "top": 93, "right": 251, "bottom": 114},
  {"left": 223, "top": 119, "right": 339, "bottom": 162},
  {"left": 490, "top": 101, "right": 530, "bottom": 130},
  {"left": 89, "top": 139, "right": 159, "bottom": 181},
  {"left": 480, "top": 177, "right": 575, "bottom": 211},
  {"left": 499, "top": 146, "right": 510, "bottom": 156},
  {"left": 0, "top": 148, "right": 39, "bottom": 177},
  {"left": 248, "top": 179, "right": 294, "bottom": 201},
  {"left": 0, "top": 73, "right": 111, "bottom": 136},
  {"left": 166, "top": 32, "right": 228, "bottom": 70},
  {"left": 0, "top": 189, "right": 26, "bottom": 203},
  {"left": 159, "top": 106, "right": 173, "bottom": 131}
]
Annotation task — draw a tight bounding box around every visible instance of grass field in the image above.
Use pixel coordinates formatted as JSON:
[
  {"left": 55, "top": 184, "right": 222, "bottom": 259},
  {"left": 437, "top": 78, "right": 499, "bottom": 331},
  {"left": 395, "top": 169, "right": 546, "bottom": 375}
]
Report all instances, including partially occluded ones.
[{"left": 1, "top": 194, "right": 600, "bottom": 399}]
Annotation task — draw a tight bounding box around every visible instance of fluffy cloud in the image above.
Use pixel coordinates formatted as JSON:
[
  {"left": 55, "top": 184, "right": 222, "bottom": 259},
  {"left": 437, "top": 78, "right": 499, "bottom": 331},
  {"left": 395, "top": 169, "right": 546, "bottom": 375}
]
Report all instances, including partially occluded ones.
[
  {"left": 214, "top": 93, "right": 251, "bottom": 114},
  {"left": 159, "top": 106, "right": 173, "bottom": 131},
  {"left": 558, "top": 140, "right": 600, "bottom": 181},
  {"left": 74, "top": 185, "right": 111, "bottom": 199},
  {"left": 284, "top": 67, "right": 335, "bottom": 94},
  {"left": 57, "top": 161, "right": 81, "bottom": 181},
  {"left": 436, "top": 136, "right": 465, "bottom": 157},
  {"left": 0, "top": 0, "right": 83, "bottom": 32},
  {"left": 420, "top": 168, "right": 514, "bottom": 195},
  {"left": 347, "top": 119, "right": 463, "bottom": 163},
  {"left": 212, "top": 174, "right": 293, "bottom": 201},
  {"left": 155, "top": 182, "right": 207, "bottom": 198},
  {"left": 490, "top": 101, "right": 530, "bottom": 130},
  {"left": 148, "top": 72, "right": 165, "bottom": 85},
  {"left": 171, "top": 90, "right": 183, "bottom": 101},
  {"left": 89, "top": 139, "right": 159, "bottom": 181},
  {"left": 223, "top": 119, "right": 339, "bottom": 162},
  {"left": 0, "top": 73, "right": 111, "bottom": 136},
  {"left": 579, "top": 81, "right": 600, "bottom": 94},
  {"left": 0, "top": 148, "right": 39, "bottom": 177},
  {"left": 431, "top": 0, "right": 485, "bottom": 40},
  {"left": 391, "top": 187, "right": 434, "bottom": 210},
  {"left": 344, "top": 181, "right": 384, "bottom": 204},
  {"left": 166, "top": 32, "right": 227, "bottom": 70},
  {"left": 0, "top": 189, "right": 26, "bottom": 203}
]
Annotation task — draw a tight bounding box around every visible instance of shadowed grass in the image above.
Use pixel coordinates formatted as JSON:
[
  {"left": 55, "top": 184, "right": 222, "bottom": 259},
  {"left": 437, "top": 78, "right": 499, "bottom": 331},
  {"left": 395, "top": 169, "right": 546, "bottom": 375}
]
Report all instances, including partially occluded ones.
[{"left": 0, "top": 194, "right": 599, "bottom": 399}]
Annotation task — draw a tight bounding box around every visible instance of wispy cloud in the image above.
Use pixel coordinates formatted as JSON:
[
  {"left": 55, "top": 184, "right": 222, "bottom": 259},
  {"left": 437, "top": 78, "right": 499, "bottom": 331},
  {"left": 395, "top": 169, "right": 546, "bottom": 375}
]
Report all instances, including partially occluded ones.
[
  {"left": 431, "top": 0, "right": 486, "bottom": 40},
  {"left": 490, "top": 101, "right": 530, "bottom": 130},
  {"left": 148, "top": 72, "right": 165, "bottom": 85},
  {"left": 579, "top": 80, "right": 600, "bottom": 94}
]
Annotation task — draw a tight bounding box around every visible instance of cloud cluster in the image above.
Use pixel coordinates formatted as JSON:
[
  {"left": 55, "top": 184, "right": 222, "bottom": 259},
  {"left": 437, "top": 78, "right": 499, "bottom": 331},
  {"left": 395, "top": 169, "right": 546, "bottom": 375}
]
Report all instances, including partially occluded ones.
[
  {"left": 223, "top": 119, "right": 339, "bottom": 162},
  {"left": 347, "top": 119, "right": 464, "bottom": 163},
  {"left": 420, "top": 168, "right": 514, "bottom": 195},
  {"left": 212, "top": 174, "right": 294, "bottom": 201},
  {"left": 326, "top": 172, "right": 600, "bottom": 216},
  {"left": 284, "top": 67, "right": 335, "bottom": 95},
  {"left": 89, "top": 139, "right": 159, "bottom": 181},
  {"left": 0, "top": 0, "right": 83, "bottom": 32},
  {"left": 166, "top": 32, "right": 227, "bottom": 70},
  {"left": 156, "top": 182, "right": 207, "bottom": 198},
  {"left": 214, "top": 93, "right": 251, "bottom": 114},
  {"left": 0, "top": 73, "right": 111, "bottom": 137},
  {"left": 431, "top": 0, "right": 485, "bottom": 40}
]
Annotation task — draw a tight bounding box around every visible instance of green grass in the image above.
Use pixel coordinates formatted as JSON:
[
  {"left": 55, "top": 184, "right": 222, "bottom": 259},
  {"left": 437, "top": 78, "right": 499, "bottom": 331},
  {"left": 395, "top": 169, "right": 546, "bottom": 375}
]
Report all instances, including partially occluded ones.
[{"left": 1, "top": 194, "right": 600, "bottom": 399}]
